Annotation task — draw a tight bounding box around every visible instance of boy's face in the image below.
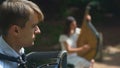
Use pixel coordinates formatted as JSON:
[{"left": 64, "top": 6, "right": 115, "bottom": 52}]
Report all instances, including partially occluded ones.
[{"left": 17, "top": 11, "right": 41, "bottom": 47}]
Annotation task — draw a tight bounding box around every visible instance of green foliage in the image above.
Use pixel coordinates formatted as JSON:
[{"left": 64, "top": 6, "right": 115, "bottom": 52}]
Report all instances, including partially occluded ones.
[{"left": 34, "top": 21, "right": 63, "bottom": 47}]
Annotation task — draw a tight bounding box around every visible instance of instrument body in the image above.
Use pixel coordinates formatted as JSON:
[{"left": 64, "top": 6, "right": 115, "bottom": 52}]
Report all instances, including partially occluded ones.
[
  {"left": 77, "top": 5, "right": 100, "bottom": 61},
  {"left": 77, "top": 21, "right": 99, "bottom": 61}
]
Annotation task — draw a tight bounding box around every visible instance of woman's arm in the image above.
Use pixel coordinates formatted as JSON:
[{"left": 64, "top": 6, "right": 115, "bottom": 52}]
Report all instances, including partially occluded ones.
[{"left": 63, "top": 41, "right": 90, "bottom": 54}]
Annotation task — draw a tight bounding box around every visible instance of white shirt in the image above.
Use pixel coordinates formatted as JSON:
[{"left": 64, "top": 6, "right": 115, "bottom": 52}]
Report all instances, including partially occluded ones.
[
  {"left": 59, "top": 28, "right": 81, "bottom": 57},
  {"left": 0, "top": 36, "right": 24, "bottom": 68}
]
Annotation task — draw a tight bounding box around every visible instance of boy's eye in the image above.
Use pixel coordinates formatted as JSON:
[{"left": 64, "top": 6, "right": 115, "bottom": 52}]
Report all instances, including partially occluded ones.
[{"left": 32, "top": 24, "right": 37, "bottom": 28}]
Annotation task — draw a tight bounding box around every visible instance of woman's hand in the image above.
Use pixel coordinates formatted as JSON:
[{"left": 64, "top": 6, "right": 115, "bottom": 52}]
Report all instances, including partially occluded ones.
[
  {"left": 83, "top": 44, "right": 91, "bottom": 51},
  {"left": 78, "top": 44, "right": 91, "bottom": 54}
]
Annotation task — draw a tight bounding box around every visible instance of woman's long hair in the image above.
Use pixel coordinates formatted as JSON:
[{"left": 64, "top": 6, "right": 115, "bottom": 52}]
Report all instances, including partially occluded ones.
[{"left": 63, "top": 16, "right": 76, "bottom": 37}]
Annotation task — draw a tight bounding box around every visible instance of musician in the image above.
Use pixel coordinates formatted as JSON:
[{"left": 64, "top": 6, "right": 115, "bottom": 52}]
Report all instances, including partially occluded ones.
[
  {"left": 0, "top": 0, "right": 44, "bottom": 68},
  {"left": 59, "top": 16, "right": 94, "bottom": 68}
]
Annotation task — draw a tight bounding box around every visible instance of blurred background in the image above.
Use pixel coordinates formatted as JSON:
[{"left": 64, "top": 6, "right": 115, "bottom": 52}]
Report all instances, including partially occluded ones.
[{"left": 26, "top": 0, "right": 120, "bottom": 68}]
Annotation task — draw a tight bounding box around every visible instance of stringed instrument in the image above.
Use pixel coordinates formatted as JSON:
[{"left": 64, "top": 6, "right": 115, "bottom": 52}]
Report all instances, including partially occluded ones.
[{"left": 77, "top": 4, "right": 100, "bottom": 61}]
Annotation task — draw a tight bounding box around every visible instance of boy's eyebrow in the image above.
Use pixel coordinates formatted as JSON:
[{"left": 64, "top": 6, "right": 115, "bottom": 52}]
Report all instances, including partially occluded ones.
[
  {"left": 32, "top": 23, "right": 37, "bottom": 27},
  {"left": 34, "top": 21, "right": 39, "bottom": 25}
]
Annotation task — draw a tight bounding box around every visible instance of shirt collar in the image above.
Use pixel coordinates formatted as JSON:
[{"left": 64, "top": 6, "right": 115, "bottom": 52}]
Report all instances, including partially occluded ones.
[{"left": 0, "top": 36, "right": 24, "bottom": 57}]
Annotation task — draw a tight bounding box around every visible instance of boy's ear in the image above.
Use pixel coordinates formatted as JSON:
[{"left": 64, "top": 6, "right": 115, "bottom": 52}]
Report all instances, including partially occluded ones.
[{"left": 8, "top": 25, "right": 20, "bottom": 36}]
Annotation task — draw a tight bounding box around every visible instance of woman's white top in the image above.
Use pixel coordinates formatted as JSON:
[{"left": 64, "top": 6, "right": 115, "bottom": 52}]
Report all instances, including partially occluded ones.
[{"left": 59, "top": 28, "right": 81, "bottom": 61}]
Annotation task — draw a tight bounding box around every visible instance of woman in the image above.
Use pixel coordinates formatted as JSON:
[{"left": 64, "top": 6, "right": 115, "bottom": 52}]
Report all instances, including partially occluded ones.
[{"left": 59, "top": 16, "right": 94, "bottom": 68}]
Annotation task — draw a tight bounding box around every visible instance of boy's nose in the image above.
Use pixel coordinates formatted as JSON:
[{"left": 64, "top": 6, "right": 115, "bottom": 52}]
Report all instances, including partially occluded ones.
[{"left": 35, "top": 26, "right": 41, "bottom": 34}]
